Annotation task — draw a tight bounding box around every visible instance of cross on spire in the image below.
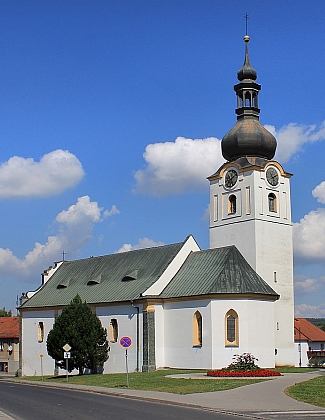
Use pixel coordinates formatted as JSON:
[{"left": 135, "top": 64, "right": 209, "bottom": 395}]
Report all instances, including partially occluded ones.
[
  {"left": 62, "top": 250, "right": 66, "bottom": 261},
  {"left": 245, "top": 12, "right": 249, "bottom": 36}
]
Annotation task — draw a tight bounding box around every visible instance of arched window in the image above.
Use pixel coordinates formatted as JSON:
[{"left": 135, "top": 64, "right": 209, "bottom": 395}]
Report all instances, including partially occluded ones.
[
  {"left": 37, "top": 322, "right": 44, "bottom": 343},
  {"left": 268, "top": 193, "right": 276, "bottom": 212},
  {"left": 225, "top": 309, "right": 239, "bottom": 346},
  {"left": 193, "top": 311, "right": 202, "bottom": 347},
  {"left": 228, "top": 195, "right": 236, "bottom": 214},
  {"left": 110, "top": 319, "right": 118, "bottom": 342}
]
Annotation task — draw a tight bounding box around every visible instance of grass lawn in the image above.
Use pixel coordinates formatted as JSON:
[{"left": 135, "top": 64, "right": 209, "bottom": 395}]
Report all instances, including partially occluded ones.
[
  {"left": 15, "top": 369, "right": 265, "bottom": 394},
  {"left": 274, "top": 367, "right": 315, "bottom": 373},
  {"left": 286, "top": 375, "right": 325, "bottom": 408},
  {"left": 15, "top": 367, "right": 322, "bottom": 396}
]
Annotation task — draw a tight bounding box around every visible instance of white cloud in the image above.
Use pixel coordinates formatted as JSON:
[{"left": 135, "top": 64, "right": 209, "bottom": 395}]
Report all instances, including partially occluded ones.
[
  {"left": 294, "top": 274, "right": 321, "bottom": 294},
  {"left": 0, "top": 149, "right": 84, "bottom": 198},
  {"left": 133, "top": 136, "right": 223, "bottom": 196},
  {"left": 295, "top": 303, "right": 325, "bottom": 318},
  {"left": 293, "top": 208, "right": 325, "bottom": 264},
  {"left": 0, "top": 196, "right": 119, "bottom": 282},
  {"left": 116, "top": 237, "right": 164, "bottom": 253},
  {"left": 104, "top": 205, "right": 120, "bottom": 217},
  {"left": 312, "top": 181, "right": 325, "bottom": 204},
  {"left": 265, "top": 121, "right": 325, "bottom": 163}
]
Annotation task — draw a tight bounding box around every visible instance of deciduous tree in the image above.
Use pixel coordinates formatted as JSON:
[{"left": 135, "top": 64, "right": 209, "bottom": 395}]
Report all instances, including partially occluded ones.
[{"left": 0, "top": 307, "right": 12, "bottom": 317}]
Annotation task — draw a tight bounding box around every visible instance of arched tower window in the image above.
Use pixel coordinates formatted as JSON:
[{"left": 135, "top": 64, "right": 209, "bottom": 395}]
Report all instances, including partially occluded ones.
[
  {"left": 228, "top": 195, "right": 237, "bottom": 214},
  {"left": 225, "top": 309, "right": 239, "bottom": 346},
  {"left": 193, "top": 311, "right": 202, "bottom": 347},
  {"left": 268, "top": 193, "right": 277, "bottom": 213},
  {"left": 110, "top": 319, "right": 118, "bottom": 342}
]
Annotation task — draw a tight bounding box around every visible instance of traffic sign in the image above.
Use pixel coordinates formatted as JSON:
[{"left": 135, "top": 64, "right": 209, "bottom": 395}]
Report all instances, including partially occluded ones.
[
  {"left": 63, "top": 343, "right": 71, "bottom": 352},
  {"left": 64, "top": 351, "right": 71, "bottom": 359},
  {"left": 120, "top": 336, "right": 132, "bottom": 348}
]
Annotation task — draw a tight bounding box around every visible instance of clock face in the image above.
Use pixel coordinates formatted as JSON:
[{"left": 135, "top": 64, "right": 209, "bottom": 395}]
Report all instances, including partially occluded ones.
[
  {"left": 266, "top": 167, "right": 279, "bottom": 186},
  {"left": 225, "top": 169, "right": 238, "bottom": 188}
]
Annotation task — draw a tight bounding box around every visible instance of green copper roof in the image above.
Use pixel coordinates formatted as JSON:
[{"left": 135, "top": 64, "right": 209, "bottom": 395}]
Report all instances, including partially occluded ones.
[
  {"left": 160, "top": 246, "right": 278, "bottom": 299},
  {"left": 21, "top": 242, "right": 185, "bottom": 308},
  {"left": 21, "top": 241, "right": 278, "bottom": 309}
]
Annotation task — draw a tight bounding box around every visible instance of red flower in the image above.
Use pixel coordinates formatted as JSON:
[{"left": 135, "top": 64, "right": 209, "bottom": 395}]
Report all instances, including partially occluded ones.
[{"left": 207, "top": 369, "right": 281, "bottom": 377}]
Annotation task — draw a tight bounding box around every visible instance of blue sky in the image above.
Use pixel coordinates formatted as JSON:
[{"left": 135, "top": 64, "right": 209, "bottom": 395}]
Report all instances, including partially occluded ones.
[{"left": 1, "top": 1, "right": 325, "bottom": 317}]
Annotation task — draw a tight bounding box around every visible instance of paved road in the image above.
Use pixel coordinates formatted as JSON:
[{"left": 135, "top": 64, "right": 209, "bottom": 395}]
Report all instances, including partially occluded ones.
[
  {"left": 1, "top": 371, "right": 325, "bottom": 419},
  {"left": 0, "top": 381, "right": 240, "bottom": 420}
]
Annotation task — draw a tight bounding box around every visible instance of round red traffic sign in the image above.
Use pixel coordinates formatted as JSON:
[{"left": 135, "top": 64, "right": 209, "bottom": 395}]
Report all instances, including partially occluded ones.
[{"left": 120, "top": 336, "right": 132, "bottom": 348}]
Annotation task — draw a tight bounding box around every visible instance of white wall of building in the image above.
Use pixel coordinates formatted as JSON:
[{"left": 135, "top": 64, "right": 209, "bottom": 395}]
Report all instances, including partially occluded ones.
[
  {"left": 294, "top": 341, "right": 309, "bottom": 367},
  {"left": 209, "top": 162, "right": 294, "bottom": 366},
  {"left": 97, "top": 304, "right": 142, "bottom": 374},
  {"left": 157, "top": 297, "right": 275, "bottom": 370},
  {"left": 160, "top": 299, "right": 212, "bottom": 369},
  {"left": 21, "top": 310, "right": 56, "bottom": 376}
]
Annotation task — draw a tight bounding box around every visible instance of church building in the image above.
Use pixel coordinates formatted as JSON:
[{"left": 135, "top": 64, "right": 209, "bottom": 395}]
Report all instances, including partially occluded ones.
[{"left": 19, "top": 34, "right": 295, "bottom": 376}]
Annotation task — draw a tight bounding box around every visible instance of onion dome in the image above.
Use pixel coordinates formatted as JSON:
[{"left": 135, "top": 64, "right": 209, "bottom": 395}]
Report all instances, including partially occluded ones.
[{"left": 221, "top": 35, "right": 277, "bottom": 162}]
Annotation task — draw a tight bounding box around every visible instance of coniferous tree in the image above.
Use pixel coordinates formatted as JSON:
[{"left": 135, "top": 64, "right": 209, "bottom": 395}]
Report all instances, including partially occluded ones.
[{"left": 47, "top": 295, "right": 109, "bottom": 375}]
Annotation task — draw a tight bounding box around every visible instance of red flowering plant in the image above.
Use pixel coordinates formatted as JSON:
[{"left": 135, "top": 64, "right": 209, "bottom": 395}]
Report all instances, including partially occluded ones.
[{"left": 207, "top": 353, "right": 281, "bottom": 377}]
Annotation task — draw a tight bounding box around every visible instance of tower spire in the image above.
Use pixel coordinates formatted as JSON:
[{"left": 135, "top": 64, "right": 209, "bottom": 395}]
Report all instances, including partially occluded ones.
[{"left": 220, "top": 30, "right": 276, "bottom": 162}]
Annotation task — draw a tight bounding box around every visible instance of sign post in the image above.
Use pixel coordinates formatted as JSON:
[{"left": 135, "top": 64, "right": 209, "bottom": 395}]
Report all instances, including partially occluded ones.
[
  {"left": 120, "top": 336, "right": 132, "bottom": 387},
  {"left": 63, "top": 344, "right": 71, "bottom": 382},
  {"left": 40, "top": 354, "right": 44, "bottom": 381}
]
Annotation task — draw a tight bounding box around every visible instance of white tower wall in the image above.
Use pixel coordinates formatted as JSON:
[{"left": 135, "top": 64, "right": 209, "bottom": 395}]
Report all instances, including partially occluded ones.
[{"left": 209, "top": 161, "right": 295, "bottom": 366}]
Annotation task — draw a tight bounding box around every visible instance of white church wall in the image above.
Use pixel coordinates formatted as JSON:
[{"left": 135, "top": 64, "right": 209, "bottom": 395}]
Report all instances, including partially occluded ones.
[
  {"left": 97, "top": 304, "right": 141, "bottom": 374},
  {"left": 210, "top": 299, "right": 276, "bottom": 369},
  {"left": 161, "top": 300, "right": 212, "bottom": 369},
  {"left": 209, "top": 164, "right": 295, "bottom": 367},
  {"left": 21, "top": 310, "right": 56, "bottom": 376},
  {"left": 21, "top": 304, "right": 143, "bottom": 376}
]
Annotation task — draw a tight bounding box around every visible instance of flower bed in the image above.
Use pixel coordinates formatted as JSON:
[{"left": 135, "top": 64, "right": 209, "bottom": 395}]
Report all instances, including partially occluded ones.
[{"left": 207, "top": 369, "right": 281, "bottom": 377}]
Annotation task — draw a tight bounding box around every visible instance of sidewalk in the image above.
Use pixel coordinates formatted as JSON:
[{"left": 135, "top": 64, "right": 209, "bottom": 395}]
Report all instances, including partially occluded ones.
[{"left": 1, "top": 371, "right": 325, "bottom": 418}]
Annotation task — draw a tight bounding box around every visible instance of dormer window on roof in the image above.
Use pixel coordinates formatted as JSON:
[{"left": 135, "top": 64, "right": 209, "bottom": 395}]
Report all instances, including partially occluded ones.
[
  {"left": 87, "top": 274, "right": 102, "bottom": 285},
  {"left": 57, "top": 277, "right": 71, "bottom": 289},
  {"left": 122, "top": 269, "right": 139, "bottom": 282}
]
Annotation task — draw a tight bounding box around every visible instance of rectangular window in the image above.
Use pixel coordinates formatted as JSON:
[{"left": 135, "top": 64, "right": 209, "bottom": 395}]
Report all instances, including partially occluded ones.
[
  {"left": 38, "top": 322, "right": 44, "bottom": 343},
  {"left": 274, "top": 272, "right": 277, "bottom": 283},
  {"left": 245, "top": 186, "right": 251, "bottom": 215},
  {"left": 110, "top": 319, "right": 118, "bottom": 342},
  {"left": 214, "top": 195, "right": 218, "bottom": 222}
]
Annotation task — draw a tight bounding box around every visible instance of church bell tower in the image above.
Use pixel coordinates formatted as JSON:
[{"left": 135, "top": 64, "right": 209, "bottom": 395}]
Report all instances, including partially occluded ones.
[{"left": 208, "top": 34, "right": 295, "bottom": 366}]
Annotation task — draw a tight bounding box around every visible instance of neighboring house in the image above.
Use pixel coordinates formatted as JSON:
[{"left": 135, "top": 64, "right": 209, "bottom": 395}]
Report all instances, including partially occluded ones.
[
  {"left": 0, "top": 317, "right": 19, "bottom": 374},
  {"left": 19, "top": 34, "right": 296, "bottom": 375},
  {"left": 294, "top": 318, "right": 325, "bottom": 367}
]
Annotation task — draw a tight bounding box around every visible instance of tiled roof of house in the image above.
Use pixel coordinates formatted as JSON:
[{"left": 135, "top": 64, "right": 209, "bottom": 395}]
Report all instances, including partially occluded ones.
[
  {"left": 160, "top": 246, "right": 279, "bottom": 298},
  {"left": 0, "top": 317, "right": 19, "bottom": 339},
  {"left": 294, "top": 318, "right": 325, "bottom": 342}
]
